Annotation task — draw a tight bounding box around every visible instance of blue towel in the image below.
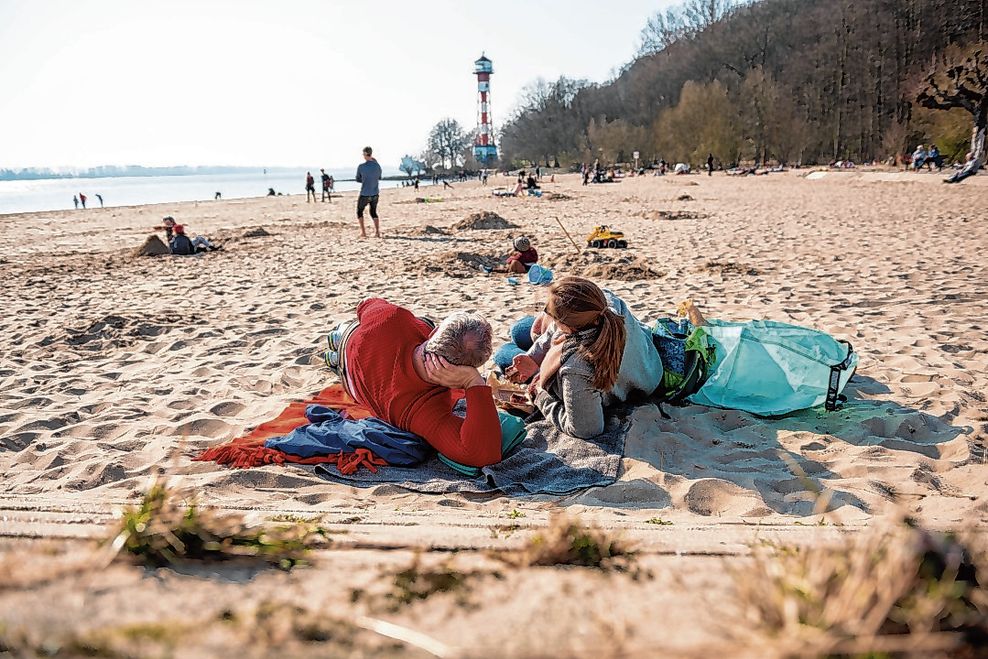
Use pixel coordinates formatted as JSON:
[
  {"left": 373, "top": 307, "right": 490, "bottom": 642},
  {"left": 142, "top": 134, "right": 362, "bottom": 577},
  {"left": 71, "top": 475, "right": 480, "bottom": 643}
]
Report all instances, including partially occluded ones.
[{"left": 264, "top": 405, "right": 431, "bottom": 466}]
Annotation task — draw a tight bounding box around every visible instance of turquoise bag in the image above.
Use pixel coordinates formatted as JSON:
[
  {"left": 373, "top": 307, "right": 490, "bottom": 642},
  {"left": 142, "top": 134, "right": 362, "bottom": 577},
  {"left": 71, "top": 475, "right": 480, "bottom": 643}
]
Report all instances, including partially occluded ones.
[
  {"left": 688, "top": 319, "right": 857, "bottom": 416},
  {"left": 438, "top": 411, "right": 527, "bottom": 477}
]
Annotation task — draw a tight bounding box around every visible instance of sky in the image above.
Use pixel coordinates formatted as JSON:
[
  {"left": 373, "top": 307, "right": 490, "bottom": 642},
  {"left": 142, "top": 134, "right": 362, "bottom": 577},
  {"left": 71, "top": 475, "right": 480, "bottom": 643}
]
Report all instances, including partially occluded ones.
[{"left": 0, "top": 0, "right": 674, "bottom": 170}]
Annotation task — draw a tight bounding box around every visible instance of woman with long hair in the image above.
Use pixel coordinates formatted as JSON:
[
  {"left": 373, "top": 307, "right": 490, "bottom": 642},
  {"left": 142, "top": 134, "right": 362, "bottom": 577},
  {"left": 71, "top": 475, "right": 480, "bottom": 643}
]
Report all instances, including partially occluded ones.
[{"left": 512, "top": 276, "right": 664, "bottom": 438}]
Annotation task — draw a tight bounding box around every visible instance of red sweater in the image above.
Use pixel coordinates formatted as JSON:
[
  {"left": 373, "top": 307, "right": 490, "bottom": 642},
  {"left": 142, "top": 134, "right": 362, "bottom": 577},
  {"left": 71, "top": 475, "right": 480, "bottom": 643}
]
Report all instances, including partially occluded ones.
[{"left": 345, "top": 298, "right": 502, "bottom": 467}]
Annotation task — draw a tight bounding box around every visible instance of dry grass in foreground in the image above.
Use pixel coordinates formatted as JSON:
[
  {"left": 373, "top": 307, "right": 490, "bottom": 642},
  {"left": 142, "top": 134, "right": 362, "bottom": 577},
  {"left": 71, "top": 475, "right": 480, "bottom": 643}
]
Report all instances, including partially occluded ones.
[
  {"left": 507, "top": 513, "right": 637, "bottom": 572},
  {"left": 109, "top": 478, "right": 331, "bottom": 569},
  {"left": 731, "top": 517, "right": 988, "bottom": 656}
]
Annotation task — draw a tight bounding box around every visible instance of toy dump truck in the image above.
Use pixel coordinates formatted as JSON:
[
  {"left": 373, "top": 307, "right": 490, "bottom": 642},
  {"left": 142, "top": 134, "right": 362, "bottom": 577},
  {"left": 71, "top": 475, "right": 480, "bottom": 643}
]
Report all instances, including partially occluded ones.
[{"left": 586, "top": 225, "right": 628, "bottom": 248}]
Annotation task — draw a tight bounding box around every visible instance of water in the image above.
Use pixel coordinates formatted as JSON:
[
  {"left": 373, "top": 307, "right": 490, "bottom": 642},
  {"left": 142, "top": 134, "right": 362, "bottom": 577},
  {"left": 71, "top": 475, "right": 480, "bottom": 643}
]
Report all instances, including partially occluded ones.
[{"left": 0, "top": 168, "right": 408, "bottom": 215}]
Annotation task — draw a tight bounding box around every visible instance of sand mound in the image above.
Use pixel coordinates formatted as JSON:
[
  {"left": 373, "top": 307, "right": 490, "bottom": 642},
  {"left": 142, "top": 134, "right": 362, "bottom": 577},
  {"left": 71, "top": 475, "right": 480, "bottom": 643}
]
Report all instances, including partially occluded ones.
[
  {"left": 677, "top": 194, "right": 695, "bottom": 201},
  {"left": 453, "top": 211, "right": 518, "bottom": 231},
  {"left": 133, "top": 234, "right": 170, "bottom": 257},
  {"left": 242, "top": 227, "right": 271, "bottom": 238},
  {"left": 541, "top": 250, "right": 663, "bottom": 281}
]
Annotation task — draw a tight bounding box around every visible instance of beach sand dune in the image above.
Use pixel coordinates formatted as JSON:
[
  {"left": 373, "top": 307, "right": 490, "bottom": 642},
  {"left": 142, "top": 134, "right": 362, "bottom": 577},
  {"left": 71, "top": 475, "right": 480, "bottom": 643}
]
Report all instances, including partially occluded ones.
[{"left": 1, "top": 171, "right": 985, "bottom": 654}]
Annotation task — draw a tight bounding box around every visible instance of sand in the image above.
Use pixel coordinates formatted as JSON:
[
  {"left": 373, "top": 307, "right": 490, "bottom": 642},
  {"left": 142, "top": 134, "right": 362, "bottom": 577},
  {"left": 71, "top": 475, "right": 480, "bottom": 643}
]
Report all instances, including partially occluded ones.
[{"left": 1, "top": 170, "right": 986, "bottom": 655}]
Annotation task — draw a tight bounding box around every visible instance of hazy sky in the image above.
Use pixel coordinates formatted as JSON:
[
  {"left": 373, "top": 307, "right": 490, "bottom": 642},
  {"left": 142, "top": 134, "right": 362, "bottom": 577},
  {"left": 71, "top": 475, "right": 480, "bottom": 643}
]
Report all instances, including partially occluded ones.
[{"left": 0, "top": 0, "right": 674, "bottom": 170}]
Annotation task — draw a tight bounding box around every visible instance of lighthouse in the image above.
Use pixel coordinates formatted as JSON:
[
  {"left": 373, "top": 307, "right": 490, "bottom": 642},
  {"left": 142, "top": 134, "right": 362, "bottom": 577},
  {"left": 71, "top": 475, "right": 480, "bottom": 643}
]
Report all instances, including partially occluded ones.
[{"left": 473, "top": 54, "right": 497, "bottom": 165}]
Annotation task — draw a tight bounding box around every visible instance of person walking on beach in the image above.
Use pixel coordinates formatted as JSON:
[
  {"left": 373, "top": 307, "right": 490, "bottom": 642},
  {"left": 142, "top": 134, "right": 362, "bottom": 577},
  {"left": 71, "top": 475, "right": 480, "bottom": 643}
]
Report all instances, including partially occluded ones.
[
  {"left": 355, "top": 146, "right": 383, "bottom": 239},
  {"left": 96, "top": 194, "right": 104, "bottom": 208},
  {"left": 305, "top": 171, "right": 317, "bottom": 202},
  {"left": 321, "top": 168, "right": 332, "bottom": 202},
  {"left": 707, "top": 153, "right": 714, "bottom": 177},
  {"left": 73, "top": 195, "right": 79, "bottom": 209},
  {"left": 79, "top": 193, "right": 87, "bottom": 209}
]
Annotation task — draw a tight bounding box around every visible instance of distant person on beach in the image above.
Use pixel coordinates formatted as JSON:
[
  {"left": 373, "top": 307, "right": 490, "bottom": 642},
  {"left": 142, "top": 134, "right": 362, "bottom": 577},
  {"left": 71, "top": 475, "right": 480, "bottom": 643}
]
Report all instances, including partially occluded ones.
[
  {"left": 355, "top": 146, "right": 382, "bottom": 238},
  {"left": 912, "top": 145, "right": 927, "bottom": 171},
  {"left": 161, "top": 216, "right": 176, "bottom": 240},
  {"left": 945, "top": 152, "right": 980, "bottom": 184},
  {"left": 707, "top": 153, "right": 714, "bottom": 176},
  {"left": 927, "top": 145, "right": 943, "bottom": 171},
  {"left": 305, "top": 171, "right": 317, "bottom": 202},
  {"left": 73, "top": 195, "right": 79, "bottom": 209},
  {"left": 169, "top": 224, "right": 220, "bottom": 255},
  {"left": 79, "top": 193, "right": 87, "bottom": 209},
  {"left": 321, "top": 169, "right": 332, "bottom": 202},
  {"left": 215, "top": 191, "right": 222, "bottom": 200},
  {"left": 96, "top": 194, "right": 103, "bottom": 208}
]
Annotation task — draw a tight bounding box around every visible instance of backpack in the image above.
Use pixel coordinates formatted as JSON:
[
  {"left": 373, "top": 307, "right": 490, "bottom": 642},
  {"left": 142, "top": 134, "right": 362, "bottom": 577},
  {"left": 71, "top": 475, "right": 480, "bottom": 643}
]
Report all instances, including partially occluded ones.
[{"left": 687, "top": 319, "right": 857, "bottom": 416}]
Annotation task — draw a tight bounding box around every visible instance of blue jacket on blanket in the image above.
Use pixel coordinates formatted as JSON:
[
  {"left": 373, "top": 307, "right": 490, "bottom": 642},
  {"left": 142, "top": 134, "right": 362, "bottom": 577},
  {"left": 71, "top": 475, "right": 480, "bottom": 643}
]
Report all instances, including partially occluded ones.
[{"left": 264, "top": 405, "right": 431, "bottom": 466}]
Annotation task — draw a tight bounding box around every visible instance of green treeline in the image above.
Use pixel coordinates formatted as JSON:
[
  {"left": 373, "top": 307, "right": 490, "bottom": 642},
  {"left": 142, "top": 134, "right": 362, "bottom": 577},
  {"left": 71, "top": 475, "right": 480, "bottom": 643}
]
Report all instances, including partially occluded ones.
[{"left": 499, "top": 0, "right": 987, "bottom": 167}]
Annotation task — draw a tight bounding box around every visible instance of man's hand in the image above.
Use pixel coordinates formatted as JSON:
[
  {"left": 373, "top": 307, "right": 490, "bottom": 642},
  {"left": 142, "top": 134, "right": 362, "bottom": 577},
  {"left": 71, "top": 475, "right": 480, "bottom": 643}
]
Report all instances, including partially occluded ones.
[
  {"left": 506, "top": 353, "right": 538, "bottom": 383},
  {"left": 423, "top": 353, "right": 485, "bottom": 390}
]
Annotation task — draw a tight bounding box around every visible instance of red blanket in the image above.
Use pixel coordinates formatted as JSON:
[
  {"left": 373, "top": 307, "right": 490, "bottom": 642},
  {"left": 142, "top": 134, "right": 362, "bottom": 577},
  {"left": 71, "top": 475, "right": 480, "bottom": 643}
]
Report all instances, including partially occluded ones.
[{"left": 194, "top": 385, "right": 384, "bottom": 473}]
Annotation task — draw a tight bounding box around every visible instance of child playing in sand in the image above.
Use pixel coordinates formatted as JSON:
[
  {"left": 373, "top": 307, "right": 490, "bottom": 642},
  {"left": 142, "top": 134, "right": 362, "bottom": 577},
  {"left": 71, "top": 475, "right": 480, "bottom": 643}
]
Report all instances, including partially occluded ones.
[{"left": 483, "top": 237, "right": 539, "bottom": 274}]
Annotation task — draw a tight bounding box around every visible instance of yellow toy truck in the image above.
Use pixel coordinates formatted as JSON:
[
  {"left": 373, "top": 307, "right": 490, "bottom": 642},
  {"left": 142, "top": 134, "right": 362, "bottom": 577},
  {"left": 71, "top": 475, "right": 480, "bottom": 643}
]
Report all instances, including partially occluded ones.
[{"left": 586, "top": 225, "right": 628, "bottom": 249}]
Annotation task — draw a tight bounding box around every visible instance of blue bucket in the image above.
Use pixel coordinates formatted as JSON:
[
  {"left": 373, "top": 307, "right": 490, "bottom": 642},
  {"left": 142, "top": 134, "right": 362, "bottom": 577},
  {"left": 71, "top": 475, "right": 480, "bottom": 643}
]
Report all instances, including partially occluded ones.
[{"left": 527, "top": 264, "right": 553, "bottom": 285}]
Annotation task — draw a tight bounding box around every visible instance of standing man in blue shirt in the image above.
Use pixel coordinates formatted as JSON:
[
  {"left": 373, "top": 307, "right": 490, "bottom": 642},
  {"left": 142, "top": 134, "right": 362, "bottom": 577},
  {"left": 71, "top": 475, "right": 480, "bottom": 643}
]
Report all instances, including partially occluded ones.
[{"left": 355, "top": 146, "right": 383, "bottom": 238}]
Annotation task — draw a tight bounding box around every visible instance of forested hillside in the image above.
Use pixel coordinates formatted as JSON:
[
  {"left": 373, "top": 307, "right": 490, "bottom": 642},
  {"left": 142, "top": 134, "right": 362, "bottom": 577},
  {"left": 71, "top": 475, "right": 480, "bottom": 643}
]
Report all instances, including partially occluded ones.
[{"left": 500, "top": 0, "right": 988, "bottom": 167}]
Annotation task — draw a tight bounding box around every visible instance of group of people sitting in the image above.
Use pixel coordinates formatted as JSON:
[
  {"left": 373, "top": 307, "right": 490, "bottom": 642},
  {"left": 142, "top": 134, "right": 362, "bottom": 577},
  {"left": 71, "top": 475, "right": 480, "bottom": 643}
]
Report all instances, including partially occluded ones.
[
  {"left": 324, "top": 277, "right": 696, "bottom": 468},
  {"left": 161, "top": 216, "right": 220, "bottom": 255},
  {"left": 911, "top": 144, "right": 944, "bottom": 172}
]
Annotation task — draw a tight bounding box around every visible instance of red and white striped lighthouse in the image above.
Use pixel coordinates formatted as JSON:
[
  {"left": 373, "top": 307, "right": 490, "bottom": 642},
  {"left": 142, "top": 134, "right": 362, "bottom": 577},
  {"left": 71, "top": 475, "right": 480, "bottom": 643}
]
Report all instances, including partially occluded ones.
[{"left": 473, "top": 54, "right": 497, "bottom": 164}]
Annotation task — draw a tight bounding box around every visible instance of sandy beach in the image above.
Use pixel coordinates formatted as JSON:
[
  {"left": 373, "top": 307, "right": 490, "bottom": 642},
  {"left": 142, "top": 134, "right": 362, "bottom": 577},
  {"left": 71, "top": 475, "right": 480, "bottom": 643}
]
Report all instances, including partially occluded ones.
[{"left": 1, "top": 170, "right": 986, "bottom": 655}]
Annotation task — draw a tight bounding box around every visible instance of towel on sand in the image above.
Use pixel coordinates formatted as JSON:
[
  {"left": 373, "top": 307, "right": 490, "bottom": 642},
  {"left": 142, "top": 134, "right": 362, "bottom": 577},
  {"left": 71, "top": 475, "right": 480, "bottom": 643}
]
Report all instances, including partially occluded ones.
[
  {"left": 315, "top": 408, "right": 630, "bottom": 496},
  {"left": 197, "top": 384, "right": 630, "bottom": 494},
  {"left": 195, "top": 385, "right": 381, "bottom": 472}
]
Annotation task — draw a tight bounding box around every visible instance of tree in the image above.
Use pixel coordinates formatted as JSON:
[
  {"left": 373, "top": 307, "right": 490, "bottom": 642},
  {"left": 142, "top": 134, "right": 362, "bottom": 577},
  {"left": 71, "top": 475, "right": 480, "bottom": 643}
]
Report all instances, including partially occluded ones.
[
  {"left": 399, "top": 154, "right": 425, "bottom": 177},
  {"left": 586, "top": 117, "right": 649, "bottom": 163},
  {"left": 917, "top": 43, "right": 988, "bottom": 164},
  {"left": 427, "top": 118, "right": 471, "bottom": 170},
  {"left": 653, "top": 80, "right": 741, "bottom": 165}
]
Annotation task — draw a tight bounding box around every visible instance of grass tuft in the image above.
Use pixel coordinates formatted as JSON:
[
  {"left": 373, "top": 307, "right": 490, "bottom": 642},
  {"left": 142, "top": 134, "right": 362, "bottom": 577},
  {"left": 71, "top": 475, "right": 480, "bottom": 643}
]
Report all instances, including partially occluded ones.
[
  {"left": 731, "top": 518, "right": 988, "bottom": 654},
  {"left": 385, "top": 557, "right": 501, "bottom": 612},
  {"left": 511, "top": 514, "right": 636, "bottom": 571},
  {"left": 109, "top": 478, "right": 330, "bottom": 569}
]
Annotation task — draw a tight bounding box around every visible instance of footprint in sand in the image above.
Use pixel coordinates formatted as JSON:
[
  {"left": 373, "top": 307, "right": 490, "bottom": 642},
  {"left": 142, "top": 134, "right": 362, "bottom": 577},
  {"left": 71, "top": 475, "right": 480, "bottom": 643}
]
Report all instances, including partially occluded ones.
[
  {"left": 683, "top": 479, "right": 753, "bottom": 516},
  {"left": 209, "top": 401, "right": 245, "bottom": 417}
]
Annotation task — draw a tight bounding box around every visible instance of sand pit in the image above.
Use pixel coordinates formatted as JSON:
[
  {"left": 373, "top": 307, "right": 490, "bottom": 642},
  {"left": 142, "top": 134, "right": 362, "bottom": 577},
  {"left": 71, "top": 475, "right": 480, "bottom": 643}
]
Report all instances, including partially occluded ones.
[
  {"left": 638, "top": 209, "right": 708, "bottom": 220},
  {"left": 242, "top": 226, "right": 271, "bottom": 238},
  {"left": 453, "top": 211, "right": 519, "bottom": 230},
  {"left": 701, "top": 259, "right": 760, "bottom": 276},
  {"left": 541, "top": 250, "right": 663, "bottom": 280},
  {"left": 133, "top": 234, "right": 170, "bottom": 256},
  {"left": 400, "top": 250, "right": 500, "bottom": 278}
]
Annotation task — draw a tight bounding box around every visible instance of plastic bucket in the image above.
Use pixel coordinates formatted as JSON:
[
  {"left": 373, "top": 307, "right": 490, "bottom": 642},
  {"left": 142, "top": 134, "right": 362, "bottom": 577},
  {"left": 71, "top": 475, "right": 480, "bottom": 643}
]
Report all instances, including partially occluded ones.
[{"left": 527, "top": 264, "right": 553, "bottom": 285}]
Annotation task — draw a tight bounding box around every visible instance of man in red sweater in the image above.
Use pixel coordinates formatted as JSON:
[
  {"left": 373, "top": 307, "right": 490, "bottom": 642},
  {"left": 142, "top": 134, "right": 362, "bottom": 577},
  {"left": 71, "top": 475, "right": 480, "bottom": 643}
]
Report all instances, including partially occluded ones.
[{"left": 337, "top": 298, "right": 502, "bottom": 468}]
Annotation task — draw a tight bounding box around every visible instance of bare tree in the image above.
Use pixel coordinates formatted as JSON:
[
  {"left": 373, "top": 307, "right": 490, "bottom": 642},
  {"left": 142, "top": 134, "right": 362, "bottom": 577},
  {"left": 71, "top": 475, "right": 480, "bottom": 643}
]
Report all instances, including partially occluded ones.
[
  {"left": 917, "top": 43, "right": 988, "bottom": 164},
  {"left": 427, "top": 118, "right": 471, "bottom": 170}
]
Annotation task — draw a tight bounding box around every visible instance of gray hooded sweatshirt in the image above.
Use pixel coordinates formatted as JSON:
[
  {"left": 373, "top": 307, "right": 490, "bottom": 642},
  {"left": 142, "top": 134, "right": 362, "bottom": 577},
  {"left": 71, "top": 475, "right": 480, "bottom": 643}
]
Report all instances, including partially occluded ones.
[{"left": 531, "top": 290, "right": 663, "bottom": 439}]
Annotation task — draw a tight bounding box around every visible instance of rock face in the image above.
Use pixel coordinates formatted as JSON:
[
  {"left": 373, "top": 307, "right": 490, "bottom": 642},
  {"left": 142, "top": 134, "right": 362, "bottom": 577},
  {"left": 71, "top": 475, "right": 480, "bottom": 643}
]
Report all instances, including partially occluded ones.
[
  {"left": 452, "top": 211, "right": 519, "bottom": 231},
  {"left": 133, "top": 234, "right": 170, "bottom": 257}
]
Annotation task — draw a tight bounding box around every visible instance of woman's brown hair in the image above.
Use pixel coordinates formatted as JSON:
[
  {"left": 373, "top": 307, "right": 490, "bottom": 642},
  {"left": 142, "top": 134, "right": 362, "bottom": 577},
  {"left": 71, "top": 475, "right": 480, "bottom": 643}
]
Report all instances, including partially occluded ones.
[{"left": 545, "top": 276, "right": 626, "bottom": 391}]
